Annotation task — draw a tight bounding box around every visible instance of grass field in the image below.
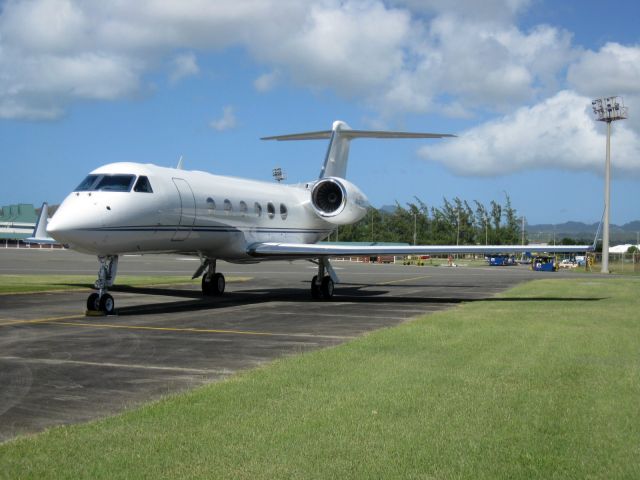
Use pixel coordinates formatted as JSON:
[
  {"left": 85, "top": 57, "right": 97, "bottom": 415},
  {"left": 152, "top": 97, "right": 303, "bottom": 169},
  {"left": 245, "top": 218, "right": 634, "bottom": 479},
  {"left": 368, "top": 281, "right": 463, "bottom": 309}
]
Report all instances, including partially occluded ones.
[
  {"left": 1, "top": 277, "right": 639, "bottom": 479},
  {"left": 0, "top": 274, "right": 250, "bottom": 294}
]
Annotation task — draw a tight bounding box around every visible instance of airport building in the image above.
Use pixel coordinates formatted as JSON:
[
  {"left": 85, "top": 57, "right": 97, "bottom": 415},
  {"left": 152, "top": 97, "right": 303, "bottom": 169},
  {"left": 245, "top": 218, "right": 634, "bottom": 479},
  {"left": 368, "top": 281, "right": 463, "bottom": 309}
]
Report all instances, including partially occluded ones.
[
  {"left": 0, "top": 203, "right": 58, "bottom": 247},
  {"left": 0, "top": 204, "right": 37, "bottom": 242}
]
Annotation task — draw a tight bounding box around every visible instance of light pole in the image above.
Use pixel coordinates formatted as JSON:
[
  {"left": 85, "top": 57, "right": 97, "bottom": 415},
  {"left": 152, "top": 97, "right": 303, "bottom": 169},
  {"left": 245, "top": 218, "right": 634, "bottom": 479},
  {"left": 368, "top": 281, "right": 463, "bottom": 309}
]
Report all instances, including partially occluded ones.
[
  {"left": 591, "top": 96, "right": 628, "bottom": 273},
  {"left": 413, "top": 212, "right": 417, "bottom": 246},
  {"left": 484, "top": 215, "right": 488, "bottom": 246}
]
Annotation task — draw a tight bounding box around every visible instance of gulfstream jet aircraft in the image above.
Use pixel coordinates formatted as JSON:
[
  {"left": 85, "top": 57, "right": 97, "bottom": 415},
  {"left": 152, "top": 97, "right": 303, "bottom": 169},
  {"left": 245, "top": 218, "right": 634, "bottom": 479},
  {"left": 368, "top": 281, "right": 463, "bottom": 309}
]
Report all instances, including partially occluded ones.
[{"left": 39, "top": 121, "right": 592, "bottom": 314}]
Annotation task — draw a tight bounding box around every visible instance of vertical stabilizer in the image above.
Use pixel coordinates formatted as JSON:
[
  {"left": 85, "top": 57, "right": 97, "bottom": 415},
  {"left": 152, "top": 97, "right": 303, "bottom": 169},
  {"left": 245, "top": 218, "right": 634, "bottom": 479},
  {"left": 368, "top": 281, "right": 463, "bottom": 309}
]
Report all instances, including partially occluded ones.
[{"left": 319, "top": 121, "right": 352, "bottom": 179}]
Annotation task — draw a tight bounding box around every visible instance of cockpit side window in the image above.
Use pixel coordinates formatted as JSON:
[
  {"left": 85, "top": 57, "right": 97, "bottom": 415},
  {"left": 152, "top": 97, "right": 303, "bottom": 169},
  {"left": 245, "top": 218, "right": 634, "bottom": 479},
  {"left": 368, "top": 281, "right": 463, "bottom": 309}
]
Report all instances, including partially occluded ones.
[
  {"left": 75, "top": 174, "right": 99, "bottom": 191},
  {"left": 95, "top": 175, "right": 136, "bottom": 192},
  {"left": 134, "top": 176, "right": 153, "bottom": 193}
]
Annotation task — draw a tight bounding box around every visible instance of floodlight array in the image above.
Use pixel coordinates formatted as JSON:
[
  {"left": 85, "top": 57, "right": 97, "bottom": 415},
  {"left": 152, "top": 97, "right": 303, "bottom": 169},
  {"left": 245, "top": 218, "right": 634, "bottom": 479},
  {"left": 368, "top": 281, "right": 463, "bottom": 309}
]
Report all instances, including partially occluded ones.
[
  {"left": 272, "top": 167, "right": 286, "bottom": 182},
  {"left": 591, "top": 96, "right": 628, "bottom": 122}
]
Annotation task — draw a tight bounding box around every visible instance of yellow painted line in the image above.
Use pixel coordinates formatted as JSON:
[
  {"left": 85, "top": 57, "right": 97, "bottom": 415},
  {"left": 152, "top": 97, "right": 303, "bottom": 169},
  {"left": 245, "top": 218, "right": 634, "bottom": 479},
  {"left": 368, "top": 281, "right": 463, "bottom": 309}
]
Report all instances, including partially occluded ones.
[
  {"left": 0, "top": 288, "right": 90, "bottom": 296},
  {"left": 375, "top": 274, "right": 431, "bottom": 286},
  {"left": 0, "top": 277, "right": 253, "bottom": 296},
  {"left": 0, "top": 314, "right": 86, "bottom": 327},
  {"left": 1, "top": 356, "right": 231, "bottom": 375},
  {"left": 37, "top": 321, "right": 353, "bottom": 340}
]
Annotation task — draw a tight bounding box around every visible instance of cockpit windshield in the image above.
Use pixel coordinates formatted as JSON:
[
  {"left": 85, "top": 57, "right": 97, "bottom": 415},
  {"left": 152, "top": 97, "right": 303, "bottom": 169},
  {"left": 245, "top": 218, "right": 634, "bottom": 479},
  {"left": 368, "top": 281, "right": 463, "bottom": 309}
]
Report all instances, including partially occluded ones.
[
  {"left": 74, "top": 174, "right": 137, "bottom": 192},
  {"left": 75, "top": 175, "right": 99, "bottom": 191}
]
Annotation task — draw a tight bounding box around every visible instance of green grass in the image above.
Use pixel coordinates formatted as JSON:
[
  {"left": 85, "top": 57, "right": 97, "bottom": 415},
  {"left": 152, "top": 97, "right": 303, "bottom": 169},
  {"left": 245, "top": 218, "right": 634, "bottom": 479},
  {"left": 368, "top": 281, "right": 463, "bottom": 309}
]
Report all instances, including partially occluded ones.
[
  {"left": 2, "top": 278, "right": 639, "bottom": 479},
  {"left": 0, "top": 275, "right": 249, "bottom": 294}
]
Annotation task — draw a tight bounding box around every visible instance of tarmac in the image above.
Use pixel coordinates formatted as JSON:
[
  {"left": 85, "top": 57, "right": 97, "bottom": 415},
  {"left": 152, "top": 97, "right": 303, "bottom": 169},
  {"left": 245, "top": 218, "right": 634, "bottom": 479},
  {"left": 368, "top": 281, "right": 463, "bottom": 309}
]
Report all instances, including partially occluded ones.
[{"left": 0, "top": 248, "right": 576, "bottom": 442}]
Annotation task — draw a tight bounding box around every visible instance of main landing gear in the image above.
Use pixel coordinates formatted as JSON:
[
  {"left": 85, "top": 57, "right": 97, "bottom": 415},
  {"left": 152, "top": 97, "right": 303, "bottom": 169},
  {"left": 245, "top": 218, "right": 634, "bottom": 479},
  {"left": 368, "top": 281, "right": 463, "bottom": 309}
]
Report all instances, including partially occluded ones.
[
  {"left": 310, "top": 257, "right": 338, "bottom": 300},
  {"left": 197, "top": 258, "right": 225, "bottom": 296},
  {"left": 86, "top": 255, "right": 118, "bottom": 315}
]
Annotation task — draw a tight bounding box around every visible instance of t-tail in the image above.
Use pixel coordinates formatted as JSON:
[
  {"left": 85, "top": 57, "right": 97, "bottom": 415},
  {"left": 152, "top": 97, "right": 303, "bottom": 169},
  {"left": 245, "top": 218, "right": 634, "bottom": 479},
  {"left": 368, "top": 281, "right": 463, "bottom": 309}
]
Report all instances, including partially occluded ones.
[{"left": 262, "top": 120, "right": 455, "bottom": 179}]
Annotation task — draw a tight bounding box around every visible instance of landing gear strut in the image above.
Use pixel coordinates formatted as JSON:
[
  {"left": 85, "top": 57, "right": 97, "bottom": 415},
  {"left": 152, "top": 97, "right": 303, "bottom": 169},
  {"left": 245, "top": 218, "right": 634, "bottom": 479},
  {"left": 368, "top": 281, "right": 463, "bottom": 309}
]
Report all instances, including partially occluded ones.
[
  {"left": 86, "top": 255, "right": 118, "bottom": 315},
  {"left": 310, "top": 257, "right": 337, "bottom": 300},
  {"left": 199, "top": 258, "right": 225, "bottom": 296}
]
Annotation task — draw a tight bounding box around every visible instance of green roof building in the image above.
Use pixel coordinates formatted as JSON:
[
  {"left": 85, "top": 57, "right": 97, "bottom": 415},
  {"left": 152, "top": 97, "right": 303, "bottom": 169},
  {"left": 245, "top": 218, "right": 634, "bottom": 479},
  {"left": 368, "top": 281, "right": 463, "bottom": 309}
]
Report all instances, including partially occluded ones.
[{"left": 0, "top": 204, "right": 38, "bottom": 240}]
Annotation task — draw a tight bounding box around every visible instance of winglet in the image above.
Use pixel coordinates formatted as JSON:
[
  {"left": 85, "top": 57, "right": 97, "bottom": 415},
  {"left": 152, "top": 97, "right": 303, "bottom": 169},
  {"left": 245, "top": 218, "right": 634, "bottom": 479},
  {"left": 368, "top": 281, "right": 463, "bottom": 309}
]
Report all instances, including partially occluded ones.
[{"left": 25, "top": 202, "right": 57, "bottom": 244}]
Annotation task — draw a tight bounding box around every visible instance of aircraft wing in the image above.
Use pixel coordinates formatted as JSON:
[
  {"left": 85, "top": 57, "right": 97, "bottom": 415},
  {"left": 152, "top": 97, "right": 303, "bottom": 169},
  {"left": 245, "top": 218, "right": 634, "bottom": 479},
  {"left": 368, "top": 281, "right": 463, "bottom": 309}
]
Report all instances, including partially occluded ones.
[{"left": 248, "top": 242, "right": 593, "bottom": 259}]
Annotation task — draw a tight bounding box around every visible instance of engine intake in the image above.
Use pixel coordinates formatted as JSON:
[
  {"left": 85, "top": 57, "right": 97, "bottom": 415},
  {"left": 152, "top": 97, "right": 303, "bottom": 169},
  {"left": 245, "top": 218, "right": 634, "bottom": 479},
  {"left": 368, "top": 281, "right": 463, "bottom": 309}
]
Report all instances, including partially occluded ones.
[
  {"left": 310, "top": 177, "right": 368, "bottom": 225},
  {"left": 312, "top": 178, "right": 345, "bottom": 215}
]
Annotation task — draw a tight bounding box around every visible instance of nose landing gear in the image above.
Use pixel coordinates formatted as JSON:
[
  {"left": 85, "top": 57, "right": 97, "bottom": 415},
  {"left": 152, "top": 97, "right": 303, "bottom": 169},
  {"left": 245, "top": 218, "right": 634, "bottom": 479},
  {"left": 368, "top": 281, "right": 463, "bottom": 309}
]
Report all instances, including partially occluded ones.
[{"left": 86, "top": 255, "right": 118, "bottom": 315}]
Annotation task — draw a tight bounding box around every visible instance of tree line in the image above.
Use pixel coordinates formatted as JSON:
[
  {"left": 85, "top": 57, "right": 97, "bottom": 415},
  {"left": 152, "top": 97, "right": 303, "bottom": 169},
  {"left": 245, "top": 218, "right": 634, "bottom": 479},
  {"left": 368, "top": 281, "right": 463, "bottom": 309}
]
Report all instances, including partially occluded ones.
[{"left": 333, "top": 196, "right": 524, "bottom": 246}]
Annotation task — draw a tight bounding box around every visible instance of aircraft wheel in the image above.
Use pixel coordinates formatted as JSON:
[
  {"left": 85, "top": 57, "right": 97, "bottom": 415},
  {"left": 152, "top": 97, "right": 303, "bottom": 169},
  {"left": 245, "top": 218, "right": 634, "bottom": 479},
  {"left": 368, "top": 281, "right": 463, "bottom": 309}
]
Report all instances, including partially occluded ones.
[
  {"left": 213, "top": 273, "right": 225, "bottom": 296},
  {"left": 202, "top": 275, "right": 214, "bottom": 295},
  {"left": 99, "top": 293, "right": 115, "bottom": 315},
  {"left": 320, "top": 276, "right": 334, "bottom": 300},
  {"left": 310, "top": 275, "right": 321, "bottom": 300},
  {"left": 86, "top": 292, "right": 100, "bottom": 311}
]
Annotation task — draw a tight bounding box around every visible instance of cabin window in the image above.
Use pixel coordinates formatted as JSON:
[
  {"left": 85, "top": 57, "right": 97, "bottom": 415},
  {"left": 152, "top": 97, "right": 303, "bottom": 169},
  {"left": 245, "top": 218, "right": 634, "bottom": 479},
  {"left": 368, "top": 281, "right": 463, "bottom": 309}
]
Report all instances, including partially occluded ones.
[
  {"left": 75, "top": 175, "right": 99, "bottom": 191},
  {"left": 280, "top": 203, "right": 288, "bottom": 220},
  {"left": 239, "top": 201, "right": 248, "bottom": 216},
  {"left": 224, "top": 199, "right": 232, "bottom": 214},
  {"left": 134, "top": 176, "right": 153, "bottom": 193},
  {"left": 94, "top": 174, "right": 136, "bottom": 192},
  {"left": 254, "top": 202, "right": 262, "bottom": 217},
  {"left": 267, "top": 202, "right": 275, "bottom": 219},
  {"left": 206, "top": 197, "right": 216, "bottom": 213}
]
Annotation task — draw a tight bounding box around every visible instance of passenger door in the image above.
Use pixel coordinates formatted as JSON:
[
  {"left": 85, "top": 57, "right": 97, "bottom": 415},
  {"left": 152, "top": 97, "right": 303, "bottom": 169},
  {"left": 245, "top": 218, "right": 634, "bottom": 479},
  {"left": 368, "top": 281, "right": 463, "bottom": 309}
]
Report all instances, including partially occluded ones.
[{"left": 172, "top": 178, "right": 196, "bottom": 241}]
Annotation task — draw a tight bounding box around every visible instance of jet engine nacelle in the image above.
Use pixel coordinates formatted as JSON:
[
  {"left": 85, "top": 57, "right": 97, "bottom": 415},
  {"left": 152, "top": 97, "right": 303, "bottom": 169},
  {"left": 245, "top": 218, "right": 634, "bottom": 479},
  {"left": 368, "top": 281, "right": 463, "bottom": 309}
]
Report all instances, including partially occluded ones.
[{"left": 310, "top": 177, "right": 369, "bottom": 225}]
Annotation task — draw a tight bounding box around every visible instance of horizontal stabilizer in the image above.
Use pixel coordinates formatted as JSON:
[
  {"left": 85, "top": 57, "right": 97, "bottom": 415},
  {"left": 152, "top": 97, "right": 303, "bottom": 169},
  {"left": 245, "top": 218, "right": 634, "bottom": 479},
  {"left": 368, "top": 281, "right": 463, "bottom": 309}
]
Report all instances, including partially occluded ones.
[
  {"left": 262, "top": 120, "right": 455, "bottom": 179},
  {"left": 262, "top": 130, "right": 455, "bottom": 141}
]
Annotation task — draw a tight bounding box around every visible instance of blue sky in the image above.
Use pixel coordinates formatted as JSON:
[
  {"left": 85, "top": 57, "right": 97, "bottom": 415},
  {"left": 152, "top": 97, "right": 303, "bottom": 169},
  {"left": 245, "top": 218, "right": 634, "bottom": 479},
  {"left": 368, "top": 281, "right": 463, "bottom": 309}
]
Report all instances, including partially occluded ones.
[{"left": 1, "top": 0, "right": 639, "bottom": 225}]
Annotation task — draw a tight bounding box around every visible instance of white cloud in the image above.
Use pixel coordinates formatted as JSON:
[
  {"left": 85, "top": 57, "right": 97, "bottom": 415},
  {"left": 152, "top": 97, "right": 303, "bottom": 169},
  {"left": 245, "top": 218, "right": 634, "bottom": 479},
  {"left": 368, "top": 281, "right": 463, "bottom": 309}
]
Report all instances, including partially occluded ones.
[
  {"left": 419, "top": 90, "right": 640, "bottom": 176},
  {"left": 0, "top": 0, "right": 629, "bottom": 129},
  {"left": 568, "top": 42, "right": 640, "bottom": 98},
  {"left": 254, "top": 1, "right": 412, "bottom": 95},
  {"left": 254, "top": 70, "right": 281, "bottom": 92},
  {"left": 169, "top": 52, "right": 199, "bottom": 84},
  {"left": 209, "top": 105, "right": 237, "bottom": 131}
]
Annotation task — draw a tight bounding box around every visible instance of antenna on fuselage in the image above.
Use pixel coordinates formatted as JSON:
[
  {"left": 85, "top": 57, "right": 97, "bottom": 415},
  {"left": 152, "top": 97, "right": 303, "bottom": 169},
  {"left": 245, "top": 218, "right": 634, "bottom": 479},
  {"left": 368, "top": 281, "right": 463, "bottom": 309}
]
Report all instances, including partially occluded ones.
[{"left": 176, "top": 155, "right": 184, "bottom": 170}]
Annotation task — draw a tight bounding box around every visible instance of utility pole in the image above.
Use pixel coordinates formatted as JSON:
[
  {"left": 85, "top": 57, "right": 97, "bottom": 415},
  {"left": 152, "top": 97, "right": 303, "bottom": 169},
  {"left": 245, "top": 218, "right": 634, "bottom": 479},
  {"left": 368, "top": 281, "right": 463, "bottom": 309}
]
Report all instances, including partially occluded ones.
[{"left": 591, "top": 96, "right": 628, "bottom": 273}]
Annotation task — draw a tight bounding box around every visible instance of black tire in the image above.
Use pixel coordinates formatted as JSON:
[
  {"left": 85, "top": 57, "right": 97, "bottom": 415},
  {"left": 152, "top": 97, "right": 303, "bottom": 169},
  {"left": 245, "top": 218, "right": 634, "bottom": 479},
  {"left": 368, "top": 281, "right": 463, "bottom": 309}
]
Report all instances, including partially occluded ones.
[
  {"left": 310, "top": 275, "right": 321, "bottom": 299},
  {"left": 99, "top": 293, "right": 115, "bottom": 314},
  {"left": 320, "top": 276, "right": 334, "bottom": 300},
  {"left": 86, "top": 292, "right": 100, "bottom": 311},
  {"left": 202, "top": 275, "right": 213, "bottom": 295},
  {"left": 213, "top": 273, "right": 225, "bottom": 295}
]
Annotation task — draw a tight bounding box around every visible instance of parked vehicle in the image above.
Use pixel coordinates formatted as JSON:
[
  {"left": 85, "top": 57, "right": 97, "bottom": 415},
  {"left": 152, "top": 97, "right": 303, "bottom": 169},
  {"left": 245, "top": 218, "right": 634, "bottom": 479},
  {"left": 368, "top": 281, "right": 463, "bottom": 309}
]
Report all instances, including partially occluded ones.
[{"left": 532, "top": 255, "right": 558, "bottom": 272}]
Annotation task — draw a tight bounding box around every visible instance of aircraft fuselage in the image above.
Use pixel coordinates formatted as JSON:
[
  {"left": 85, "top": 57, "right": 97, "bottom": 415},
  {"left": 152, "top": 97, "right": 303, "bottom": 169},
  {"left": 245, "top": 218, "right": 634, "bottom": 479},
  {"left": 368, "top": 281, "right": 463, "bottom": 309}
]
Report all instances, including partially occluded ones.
[{"left": 47, "top": 162, "right": 335, "bottom": 260}]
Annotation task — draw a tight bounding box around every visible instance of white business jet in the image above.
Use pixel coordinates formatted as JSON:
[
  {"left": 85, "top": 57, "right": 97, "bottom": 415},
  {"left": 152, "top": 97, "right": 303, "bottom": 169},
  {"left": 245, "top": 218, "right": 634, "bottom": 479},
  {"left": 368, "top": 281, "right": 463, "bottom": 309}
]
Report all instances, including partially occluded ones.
[{"left": 33, "top": 120, "right": 591, "bottom": 314}]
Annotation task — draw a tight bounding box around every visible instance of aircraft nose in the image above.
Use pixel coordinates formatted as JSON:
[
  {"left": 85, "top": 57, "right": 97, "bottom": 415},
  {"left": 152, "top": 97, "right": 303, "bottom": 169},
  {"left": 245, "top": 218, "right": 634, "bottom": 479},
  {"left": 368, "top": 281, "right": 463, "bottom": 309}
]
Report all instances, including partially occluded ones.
[
  {"left": 46, "top": 199, "right": 104, "bottom": 243},
  {"left": 46, "top": 211, "right": 75, "bottom": 241}
]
